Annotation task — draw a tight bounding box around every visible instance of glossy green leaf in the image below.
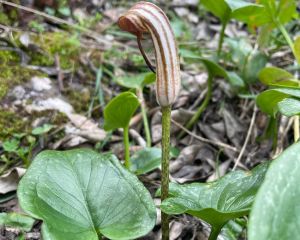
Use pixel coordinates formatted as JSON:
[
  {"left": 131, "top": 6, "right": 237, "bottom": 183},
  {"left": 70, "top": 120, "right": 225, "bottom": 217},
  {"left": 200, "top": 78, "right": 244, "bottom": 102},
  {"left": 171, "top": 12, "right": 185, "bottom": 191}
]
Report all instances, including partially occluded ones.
[
  {"left": 0, "top": 212, "right": 35, "bottom": 231},
  {"left": 104, "top": 92, "right": 140, "bottom": 131},
  {"left": 227, "top": 72, "right": 245, "bottom": 90},
  {"left": 114, "top": 72, "right": 155, "bottom": 89},
  {"left": 160, "top": 163, "right": 269, "bottom": 231},
  {"left": 295, "top": 36, "right": 300, "bottom": 65},
  {"left": 130, "top": 147, "right": 161, "bottom": 175},
  {"left": 278, "top": 98, "right": 300, "bottom": 116},
  {"left": 274, "top": 87, "right": 300, "bottom": 98},
  {"left": 256, "top": 89, "right": 289, "bottom": 116},
  {"left": 259, "top": 67, "right": 298, "bottom": 87},
  {"left": 201, "top": 0, "right": 230, "bottom": 23},
  {"left": 243, "top": 52, "right": 268, "bottom": 83},
  {"left": 226, "top": 38, "right": 267, "bottom": 83},
  {"left": 201, "top": 0, "right": 262, "bottom": 23},
  {"left": 199, "top": 58, "right": 227, "bottom": 78},
  {"left": 249, "top": 141, "right": 300, "bottom": 240},
  {"left": 246, "top": 0, "right": 297, "bottom": 27},
  {"left": 18, "top": 149, "right": 156, "bottom": 240}
]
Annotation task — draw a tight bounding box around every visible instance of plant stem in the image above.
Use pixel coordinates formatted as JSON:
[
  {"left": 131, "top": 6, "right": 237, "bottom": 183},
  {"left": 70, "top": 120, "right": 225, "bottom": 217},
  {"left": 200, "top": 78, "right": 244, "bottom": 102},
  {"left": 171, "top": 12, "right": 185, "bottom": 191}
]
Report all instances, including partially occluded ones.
[
  {"left": 138, "top": 89, "right": 152, "bottom": 147},
  {"left": 217, "top": 20, "right": 227, "bottom": 57},
  {"left": 277, "top": 23, "right": 295, "bottom": 56},
  {"left": 184, "top": 74, "right": 213, "bottom": 132},
  {"left": 161, "top": 106, "right": 171, "bottom": 240},
  {"left": 277, "top": 23, "right": 300, "bottom": 141},
  {"left": 208, "top": 226, "right": 222, "bottom": 240},
  {"left": 123, "top": 125, "right": 130, "bottom": 169}
]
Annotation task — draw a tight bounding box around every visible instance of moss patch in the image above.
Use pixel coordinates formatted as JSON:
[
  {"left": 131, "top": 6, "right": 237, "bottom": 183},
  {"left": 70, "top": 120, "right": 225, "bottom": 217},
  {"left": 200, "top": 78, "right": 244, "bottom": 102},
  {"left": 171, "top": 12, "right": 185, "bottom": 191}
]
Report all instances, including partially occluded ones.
[
  {"left": 29, "top": 31, "right": 81, "bottom": 69},
  {"left": 64, "top": 87, "right": 91, "bottom": 113},
  {"left": 0, "top": 109, "right": 28, "bottom": 140},
  {"left": 0, "top": 50, "right": 43, "bottom": 100}
]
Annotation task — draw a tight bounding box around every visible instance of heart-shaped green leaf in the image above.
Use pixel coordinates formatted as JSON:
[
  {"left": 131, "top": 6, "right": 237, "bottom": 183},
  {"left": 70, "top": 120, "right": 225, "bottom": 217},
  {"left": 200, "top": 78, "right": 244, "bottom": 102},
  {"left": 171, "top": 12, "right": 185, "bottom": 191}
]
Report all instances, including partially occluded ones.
[
  {"left": 130, "top": 147, "right": 161, "bottom": 175},
  {"left": 160, "top": 163, "right": 269, "bottom": 232},
  {"left": 242, "top": 0, "right": 297, "bottom": 27},
  {"left": 114, "top": 72, "right": 155, "bottom": 89},
  {"left": 248, "top": 141, "right": 300, "bottom": 240},
  {"left": 104, "top": 92, "right": 140, "bottom": 131},
  {"left": 18, "top": 149, "right": 156, "bottom": 240},
  {"left": 256, "top": 89, "right": 290, "bottom": 116},
  {"left": 0, "top": 212, "right": 35, "bottom": 231},
  {"left": 259, "top": 67, "right": 298, "bottom": 87},
  {"left": 278, "top": 98, "right": 300, "bottom": 116},
  {"left": 201, "top": 0, "right": 263, "bottom": 23}
]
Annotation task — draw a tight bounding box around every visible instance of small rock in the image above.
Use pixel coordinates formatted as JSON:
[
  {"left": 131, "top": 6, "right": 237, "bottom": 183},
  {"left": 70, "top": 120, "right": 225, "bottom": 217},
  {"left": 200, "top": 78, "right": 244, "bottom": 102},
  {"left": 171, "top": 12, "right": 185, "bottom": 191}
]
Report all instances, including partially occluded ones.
[
  {"left": 11, "top": 86, "right": 26, "bottom": 100},
  {"left": 27, "top": 97, "right": 74, "bottom": 115},
  {"left": 31, "top": 76, "right": 52, "bottom": 92}
]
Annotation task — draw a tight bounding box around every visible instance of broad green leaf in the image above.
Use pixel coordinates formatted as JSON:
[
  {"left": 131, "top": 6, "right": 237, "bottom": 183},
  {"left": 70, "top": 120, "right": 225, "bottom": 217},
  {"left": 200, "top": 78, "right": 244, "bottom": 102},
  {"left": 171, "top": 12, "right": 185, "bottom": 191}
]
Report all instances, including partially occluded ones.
[
  {"left": 274, "top": 87, "right": 300, "bottom": 98},
  {"left": 200, "top": 58, "right": 227, "bottom": 78},
  {"left": 258, "top": 67, "right": 298, "bottom": 87},
  {"left": 31, "top": 124, "right": 54, "bottom": 135},
  {"left": 247, "top": 0, "right": 297, "bottom": 27},
  {"left": 226, "top": 38, "right": 267, "bottom": 83},
  {"left": 227, "top": 72, "right": 245, "bottom": 90},
  {"left": 256, "top": 89, "right": 289, "bottom": 116},
  {"left": 225, "top": 38, "right": 252, "bottom": 67},
  {"left": 160, "top": 163, "right": 269, "bottom": 231},
  {"left": 103, "top": 92, "right": 140, "bottom": 131},
  {"left": 243, "top": 52, "right": 267, "bottom": 83},
  {"left": 201, "top": 0, "right": 230, "bottom": 23},
  {"left": 295, "top": 36, "right": 300, "bottom": 65},
  {"left": 0, "top": 212, "right": 35, "bottom": 231},
  {"left": 248, "top": 141, "right": 300, "bottom": 240},
  {"left": 18, "top": 149, "right": 156, "bottom": 240},
  {"left": 278, "top": 98, "right": 300, "bottom": 117},
  {"left": 201, "top": 0, "right": 262, "bottom": 24},
  {"left": 130, "top": 147, "right": 161, "bottom": 175},
  {"left": 115, "top": 72, "right": 155, "bottom": 89}
]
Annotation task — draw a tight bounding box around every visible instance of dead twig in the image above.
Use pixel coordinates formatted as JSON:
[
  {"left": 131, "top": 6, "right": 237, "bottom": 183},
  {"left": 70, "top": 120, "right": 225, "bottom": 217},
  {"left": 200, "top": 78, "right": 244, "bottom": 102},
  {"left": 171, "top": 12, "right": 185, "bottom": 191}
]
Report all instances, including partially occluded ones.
[
  {"left": 170, "top": 118, "right": 239, "bottom": 153},
  {"left": 0, "top": 0, "right": 120, "bottom": 47},
  {"left": 232, "top": 105, "right": 257, "bottom": 170}
]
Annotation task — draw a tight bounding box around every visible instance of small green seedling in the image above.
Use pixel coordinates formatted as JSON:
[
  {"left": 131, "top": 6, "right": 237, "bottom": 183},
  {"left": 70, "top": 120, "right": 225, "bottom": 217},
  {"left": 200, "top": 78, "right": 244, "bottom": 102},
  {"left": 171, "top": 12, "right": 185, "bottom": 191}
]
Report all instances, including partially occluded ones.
[
  {"left": 18, "top": 149, "right": 156, "bottom": 240},
  {"left": 249, "top": 141, "right": 300, "bottom": 240},
  {"left": 159, "top": 162, "right": 269, "bottom": 240},
  {"left": 200, "top": 0, "right": 263, "bottom": 56},
  {"left": 103, "top": 91, "right": 140, "bottom": 169},
  {"left": 114, "top": 72, "right": 156, "bottom": 147}
]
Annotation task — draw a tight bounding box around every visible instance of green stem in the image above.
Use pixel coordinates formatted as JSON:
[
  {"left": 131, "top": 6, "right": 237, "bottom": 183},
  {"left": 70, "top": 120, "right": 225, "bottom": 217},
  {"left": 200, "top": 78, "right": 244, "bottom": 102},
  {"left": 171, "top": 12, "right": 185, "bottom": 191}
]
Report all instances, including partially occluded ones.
[
  {"left": 161, "top": 106, "right": 171, "bottom": 240},
  {"left": 208, "top": 226, "right": 222, "bottom": 240},
  {"left": 123, "top": 126, "right": 130, "bottom": 169},
  {"left": 138, "top": 89, "right": 152, "bottom": 147},
  {"left": 184, "top": 74, "right": 213, "bottom": 132},
  {"left": 277, "top": 23, "right": 300, "bottom": 141},
  {"left": 217, "top": 20, "right": 228, "bottom": 58},
  {"left": 277, "top": 23, "right": 295, "bottom": 56}
]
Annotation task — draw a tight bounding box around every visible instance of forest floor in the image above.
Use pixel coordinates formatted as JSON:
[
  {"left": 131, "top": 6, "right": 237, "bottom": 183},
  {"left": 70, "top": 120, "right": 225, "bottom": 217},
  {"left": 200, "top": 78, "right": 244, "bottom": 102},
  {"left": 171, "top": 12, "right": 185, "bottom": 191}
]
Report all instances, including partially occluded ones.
[{"left": 0, "top": 0, "right": 299, "bottom": 239}]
